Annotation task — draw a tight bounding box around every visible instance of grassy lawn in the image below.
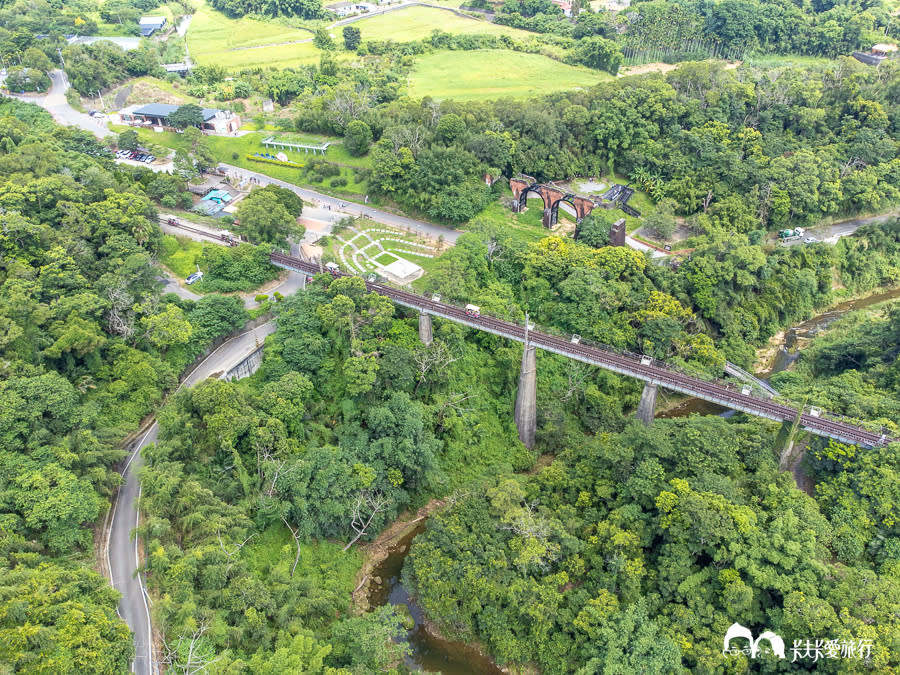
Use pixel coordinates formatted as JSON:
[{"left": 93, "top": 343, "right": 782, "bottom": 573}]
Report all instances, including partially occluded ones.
[
  {"left": 408, "top": 49, "right": 610, "bottom": 100},
  {"left": 262, "top": 132, "right": 373, "bottom": 168},
  {"left": 121, "top": 126, "right": 371, "bottom": 197},
  {"left": 374, "top": 251, "right": 397, "bottom": 265},
  {"left": 159, "top": 234, "right": 204, "bottom": 279},
  {"left": 742, "top": 54, "right": 835, "bottom": 69},
  {"left": 475, "top": 196, "right": 554, "bottom": 245},
  {"left": 352, "top": 5, "right": 527, "bottom": 41}
]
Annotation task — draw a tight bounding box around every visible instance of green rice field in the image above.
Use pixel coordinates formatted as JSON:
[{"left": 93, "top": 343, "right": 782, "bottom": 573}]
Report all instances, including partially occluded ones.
[
  {"left": 350, "top": 5, "right": 528, "bottom": 41},
  {"left": 186, "top": 4, "right": 320, "bottom": 69}
]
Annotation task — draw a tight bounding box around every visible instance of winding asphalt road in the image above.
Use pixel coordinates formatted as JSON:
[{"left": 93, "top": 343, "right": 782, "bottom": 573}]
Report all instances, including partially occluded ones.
[
  {"left": 3, "top": 70, "right": 114, "bottom": 137},
  {"left": 108, "top": 320, "right": 277, "bottom": 675}
]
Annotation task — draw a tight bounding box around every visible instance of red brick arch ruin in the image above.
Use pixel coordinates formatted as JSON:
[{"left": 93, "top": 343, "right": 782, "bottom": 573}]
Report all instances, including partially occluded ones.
[{"left": 509, "top": 177, "right": 602, "bottom": 228}]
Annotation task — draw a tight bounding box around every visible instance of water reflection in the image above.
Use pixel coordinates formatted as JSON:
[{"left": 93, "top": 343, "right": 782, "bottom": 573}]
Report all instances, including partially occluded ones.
[{"left": 367, "top": 525, "right": 505, "bottom": 675}]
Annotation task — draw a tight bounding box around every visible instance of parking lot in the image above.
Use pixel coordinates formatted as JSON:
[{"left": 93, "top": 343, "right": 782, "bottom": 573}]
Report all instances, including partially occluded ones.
[{"left": 116, "top": 149, "right": 157, "bottom": 164}]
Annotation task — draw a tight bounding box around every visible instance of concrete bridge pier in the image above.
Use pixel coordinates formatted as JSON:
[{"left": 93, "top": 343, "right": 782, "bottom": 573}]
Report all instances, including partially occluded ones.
[
  {"left": 515, "top": 344, "right": 537, "bottom": 449},
  {"left": 418, "top": 312, "right": 433, "bottom": 346},
  {"left": 635, "top": 382, "right": 658, "bottom": 426}
]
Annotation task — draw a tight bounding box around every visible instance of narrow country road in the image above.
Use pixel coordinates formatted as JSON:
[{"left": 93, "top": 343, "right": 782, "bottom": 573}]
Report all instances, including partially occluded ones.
[
  {"left": 4, "top": 70, "right": 114, "bottom": 137},
  {"left": 108, "top": 321, "right": 277, "bottom": 675},
  {"left": 218, "top": 163, "right": 463, "bottom": 244}
]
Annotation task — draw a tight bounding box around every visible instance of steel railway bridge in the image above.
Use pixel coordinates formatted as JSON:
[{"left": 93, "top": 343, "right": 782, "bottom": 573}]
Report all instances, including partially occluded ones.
[{"left": 270, "top": 252, "right": 892, "bottom": 450}]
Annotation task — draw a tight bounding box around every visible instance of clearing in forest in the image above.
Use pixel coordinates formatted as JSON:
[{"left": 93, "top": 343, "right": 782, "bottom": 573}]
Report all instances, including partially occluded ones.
[{"left": 408, "top": 49, "right": 609, "bottom": 100}]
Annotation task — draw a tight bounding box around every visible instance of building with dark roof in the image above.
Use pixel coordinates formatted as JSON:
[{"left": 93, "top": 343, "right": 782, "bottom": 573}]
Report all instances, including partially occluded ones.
[
  {"left": 139, "top": 16, "right": 167, "bottom": 36},
  {"left": 121, "top": 103, "right": 242, "bottom": 134}
]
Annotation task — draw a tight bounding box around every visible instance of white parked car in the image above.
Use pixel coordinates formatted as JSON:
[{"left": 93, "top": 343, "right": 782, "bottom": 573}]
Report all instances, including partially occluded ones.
[{"left": 186, "top": 272, "right": 204, "bottom": 285}]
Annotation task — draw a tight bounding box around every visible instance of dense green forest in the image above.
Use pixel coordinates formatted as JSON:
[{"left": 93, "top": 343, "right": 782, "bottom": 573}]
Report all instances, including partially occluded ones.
[
  {"left": 0, "top": 97, "right": 260, "bottom": 672},
  {"left": 7, "top": 0, "right": 900, "bottom": 666}
]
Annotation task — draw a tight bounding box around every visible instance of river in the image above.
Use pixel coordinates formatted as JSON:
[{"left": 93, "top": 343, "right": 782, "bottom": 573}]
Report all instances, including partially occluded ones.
[
  {"left": 759, "top": 286, "right": 900, "bottom": 377},
  {"left": 367, "top": 525, "right": 506, "bottom": 675},
  {"left": 660, "top": 285, "right": 900, "bottom": 419}
]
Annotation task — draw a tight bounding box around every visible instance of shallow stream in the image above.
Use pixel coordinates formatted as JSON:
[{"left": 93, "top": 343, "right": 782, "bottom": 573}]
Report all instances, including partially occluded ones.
[{"left": 367, "top": 525, "right": 505, "bottom": 675}]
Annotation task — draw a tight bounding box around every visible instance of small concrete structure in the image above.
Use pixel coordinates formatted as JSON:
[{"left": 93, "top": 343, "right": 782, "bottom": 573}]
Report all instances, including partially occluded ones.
[
  {"left": 418, "top": 312, "right": 433, "bottom": 346},
  {"left": 635, "top": 382, "right": 657, "bottom": 426},
  {"left": 853, "top": 43, "right": 898, "bottom": 66},
  {"left": 326, "top": 1, "right": 374, "bottom": 16},
  {"left": 66, "top": 36, "right": 141, "bottom": 50},
  {"left": 221, "top": 346, "right": 263, "bottom": 381},
  {"left": 514, "top": 343, "right": 537, "bottom": 449},
  {"left": 162, "top": 62, "right": 191, "bottom": 76},
  {"left": 262, "top": 136, "right": 330, "bottom": 155},
  {"left": 380, "top": 257, "right": 423, "bottom": 284}
]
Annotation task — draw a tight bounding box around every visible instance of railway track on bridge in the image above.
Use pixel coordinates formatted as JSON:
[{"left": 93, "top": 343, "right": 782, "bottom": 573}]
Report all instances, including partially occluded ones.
[{"left": 269, "top": 252, "right": 892, "bottom": 448}]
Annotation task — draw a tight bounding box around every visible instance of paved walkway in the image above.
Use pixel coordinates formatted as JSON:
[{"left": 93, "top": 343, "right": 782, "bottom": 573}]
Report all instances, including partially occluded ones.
[{"left": 218, "top": 162, "right": 462, "bottom": 244}]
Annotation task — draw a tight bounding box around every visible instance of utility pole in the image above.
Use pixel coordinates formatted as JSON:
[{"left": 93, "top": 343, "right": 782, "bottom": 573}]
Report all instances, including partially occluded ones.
[{"left": 97, "top": 89, "right": 106, "bottom": 110}]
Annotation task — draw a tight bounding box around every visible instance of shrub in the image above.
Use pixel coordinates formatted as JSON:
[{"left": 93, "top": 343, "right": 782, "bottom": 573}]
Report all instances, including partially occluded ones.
[
  {"left": 232, "top": 152, "right": 239, "bottom": 160},
  {"left": 160, "top": 195, "right": 177, "bottom": 208},
  {"left": 330, "top": 176, "right": 348, "bottom": 187},
  {"left": 254, "top": 294, "right": 269, "bottom": 302},
  {"left": 246, "top": 154, "right": 303, "bottom": 169},
  {"left": 311, "top": 173, "right": 324, "bottom": 183}
]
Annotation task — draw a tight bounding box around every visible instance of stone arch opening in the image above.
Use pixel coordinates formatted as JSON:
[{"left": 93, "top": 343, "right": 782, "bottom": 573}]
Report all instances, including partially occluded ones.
[{"left": 549, "top": 194, "right": 579, "bottom": 227}]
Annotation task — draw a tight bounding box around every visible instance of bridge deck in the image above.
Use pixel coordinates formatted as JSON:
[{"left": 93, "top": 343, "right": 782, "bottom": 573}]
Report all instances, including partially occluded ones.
[{"left": 270, "top": 253, "right": 891, "bottom": 449}]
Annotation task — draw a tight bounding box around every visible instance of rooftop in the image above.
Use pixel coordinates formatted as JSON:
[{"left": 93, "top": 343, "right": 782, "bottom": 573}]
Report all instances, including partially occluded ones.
[{"left": 132, "top": 103, "right": 221, "bottom": 121}]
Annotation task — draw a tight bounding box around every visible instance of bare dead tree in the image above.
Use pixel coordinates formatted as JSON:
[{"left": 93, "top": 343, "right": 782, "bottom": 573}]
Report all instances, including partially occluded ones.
[
  {"left": 840, "top": 157, "right": 866, "bottom": 178},
  {"left": 434, "top": 390, "right": 476, "bottom": 432},
  {"left": 343, "top": 490, "right": 391, "bottom": 551},
  {"left": 425, "top": 100, "right": 442, "bottom": 127},
  {"left": 561, "top": 361, "right": 591, "bottom": 402},
  {"left": 326, "top": 87, "right": 371, "bottom": 132},
  {"left": 413, "top": 340, "right": 461, "bottom": 393},
  {"left": 757, "top": 182, "right": 772, "bottom": 226},
  {"left": 702, "top": 189, "right": 713, "bottom": 213},
  {"left": 388, "top": 124, "right": 426, "bottom": 157},
  {"left": 281, "top": 514, "right": 303, "bottom": 578},
  {"left": 486, "top": 238, "right": 503, "bottom": 263},
  {"left": 106, "top": 280, "right": 135, "bottom": 339},
  {"left": 161, "top": 616, "right": 222, "bottom": 675},
  {"left": 498, "top": 501, "right": 560, "bottom": 571},
  {"left": 217, "top": 526, "right": 256, "bottom": 575}
]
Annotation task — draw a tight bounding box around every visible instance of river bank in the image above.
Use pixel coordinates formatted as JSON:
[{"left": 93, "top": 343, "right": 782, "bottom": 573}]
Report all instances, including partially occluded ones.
[
  {"left": 352, "top": 497, "right": 511, "bottom": 675},
  {"left": 753, "top": 285, "right": 900, "bottom": 376}
]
